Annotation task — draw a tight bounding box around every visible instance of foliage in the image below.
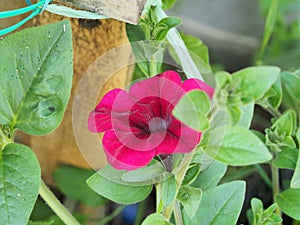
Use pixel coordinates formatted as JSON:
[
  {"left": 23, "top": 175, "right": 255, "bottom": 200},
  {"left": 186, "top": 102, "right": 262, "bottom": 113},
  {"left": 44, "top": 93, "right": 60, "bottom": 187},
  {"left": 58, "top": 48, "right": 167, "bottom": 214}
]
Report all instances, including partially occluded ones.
[
  {"left": 247, "top": 198, "right": 282, "bottom": 225},
  {"left": 0, "top": 21, "right": 73, "bottom": 224},
  {"left": 257, "top": 0, "right": 300, "bottom": 69}
]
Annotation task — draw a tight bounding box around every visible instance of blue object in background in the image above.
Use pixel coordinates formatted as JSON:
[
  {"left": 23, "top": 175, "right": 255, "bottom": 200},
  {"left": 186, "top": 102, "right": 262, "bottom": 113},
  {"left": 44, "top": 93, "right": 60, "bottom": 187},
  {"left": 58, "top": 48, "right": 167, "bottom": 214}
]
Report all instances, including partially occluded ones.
[{"left": 121, "top": 204, "right": 138, "bottom": 225}]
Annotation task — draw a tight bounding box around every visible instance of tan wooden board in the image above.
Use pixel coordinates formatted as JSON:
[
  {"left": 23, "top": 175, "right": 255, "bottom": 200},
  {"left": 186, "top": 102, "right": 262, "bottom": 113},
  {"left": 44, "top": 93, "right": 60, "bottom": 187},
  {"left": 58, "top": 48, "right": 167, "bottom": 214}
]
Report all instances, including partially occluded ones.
[{"left": 57, "top": 0, "right": 147, "bottom": 24}]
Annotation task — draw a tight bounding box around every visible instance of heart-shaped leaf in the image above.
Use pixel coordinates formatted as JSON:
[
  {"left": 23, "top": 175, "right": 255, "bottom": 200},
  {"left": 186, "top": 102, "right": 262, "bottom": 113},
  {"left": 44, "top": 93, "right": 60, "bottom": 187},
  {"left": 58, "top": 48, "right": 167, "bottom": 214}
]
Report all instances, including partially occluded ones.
[
  {"left": 0, "top": 21, "right": 73, "bottom": 135},
  {"left": 0, "top": 143, "right": 41, "bottom": 225}
]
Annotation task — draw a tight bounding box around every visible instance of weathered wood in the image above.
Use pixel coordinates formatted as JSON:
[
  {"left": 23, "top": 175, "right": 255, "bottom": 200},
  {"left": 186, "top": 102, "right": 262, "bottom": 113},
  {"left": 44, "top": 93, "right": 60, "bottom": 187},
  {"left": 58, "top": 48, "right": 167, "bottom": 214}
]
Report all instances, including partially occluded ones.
[{"left": 56, "top": 0, "right": 147, "bottom": 24}]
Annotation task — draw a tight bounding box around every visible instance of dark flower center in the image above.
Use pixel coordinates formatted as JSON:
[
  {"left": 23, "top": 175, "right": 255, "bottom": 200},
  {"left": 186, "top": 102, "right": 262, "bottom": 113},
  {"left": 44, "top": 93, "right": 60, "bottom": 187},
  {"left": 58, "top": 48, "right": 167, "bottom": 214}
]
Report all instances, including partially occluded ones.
[
  {"left": 148, "top": 117, "right": 168, "bottom": 133},
  {"left": 129, "top": 97, "right": 174, "bottom": 138}
]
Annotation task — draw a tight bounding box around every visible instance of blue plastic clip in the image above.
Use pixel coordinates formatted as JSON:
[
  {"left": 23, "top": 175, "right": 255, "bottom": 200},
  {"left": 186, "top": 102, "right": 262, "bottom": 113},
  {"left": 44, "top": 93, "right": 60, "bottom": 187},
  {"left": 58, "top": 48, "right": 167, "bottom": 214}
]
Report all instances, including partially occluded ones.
[{"left": 0, "top": 0, "right": 51, "bottom": 36}]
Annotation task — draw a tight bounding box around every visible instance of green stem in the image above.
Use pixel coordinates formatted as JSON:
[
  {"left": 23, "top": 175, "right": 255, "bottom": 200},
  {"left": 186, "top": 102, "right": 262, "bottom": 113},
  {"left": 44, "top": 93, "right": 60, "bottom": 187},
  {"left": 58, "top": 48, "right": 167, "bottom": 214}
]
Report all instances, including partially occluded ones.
[
  {"left": 134, "top": 199, "right": 148, "bottom": 225},
  {"left": 98, "top": 205, "right": 125, "bottom": 225},
  {"left": 162, "top": 151, "right": 194, "bottom": 220},
  {"left": 149, "top": 55, "right": 157, "bottom": 77},
  {"left": 39, "top": 180, "right": 80, "bottom": 225},
  {"left": 174, "top": 200, "right": 183, "bottom": 225},
  {"left": 265, "top": 106, "right": 282, "bottom": 118},
  {"left": 271, "top": 164, "right": 282, "bottom": 218},
  {"left": 254, "top": 164, "right": 273, "bottom": 189},
  {"left": 155, "top": 183, "right": 163, "bottom": 213}
]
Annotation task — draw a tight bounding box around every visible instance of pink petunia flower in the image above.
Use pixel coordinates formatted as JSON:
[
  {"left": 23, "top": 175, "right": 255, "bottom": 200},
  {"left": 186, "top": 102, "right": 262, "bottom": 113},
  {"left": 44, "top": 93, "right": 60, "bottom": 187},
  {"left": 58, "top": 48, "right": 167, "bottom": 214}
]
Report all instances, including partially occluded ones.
[{"left": 88, "top": 70, "right": 214, "bottom": 171}]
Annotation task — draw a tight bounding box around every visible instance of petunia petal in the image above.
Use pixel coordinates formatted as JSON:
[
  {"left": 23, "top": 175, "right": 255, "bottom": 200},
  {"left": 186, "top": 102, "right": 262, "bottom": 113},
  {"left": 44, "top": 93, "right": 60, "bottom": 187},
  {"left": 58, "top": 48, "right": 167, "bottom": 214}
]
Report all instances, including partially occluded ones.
[
  {"left": 158, "top": 70, "right": 182, "bottom": 85},
  {"left": 129, "top": 74, "right": 184, "bottom": 106},
  {"left": 129, "top": 97, "right": 161, "bottom": 126},
  {"left": 103, "top": 130, "right": 155, "bottom": 170},
  {"left": 129, "top": 76, "right": 160, "bottom": 99},
  {"left": 167, "top": 118, "right": 201, "bottom": 153},
  {"left": 95, "top": 89, "right": 123, "bottom": 111},
  {"left": 154, "top": 132, "right": 179, "bottom": 155},
  {"left": 88, "top": 110, "right": 112, "bottom": 132},
  {"left": 88, "top": 89, "right": 122, "bottom": 132},
  {"left": 182, "top": 78, "right": 214, "bottom": 99}
]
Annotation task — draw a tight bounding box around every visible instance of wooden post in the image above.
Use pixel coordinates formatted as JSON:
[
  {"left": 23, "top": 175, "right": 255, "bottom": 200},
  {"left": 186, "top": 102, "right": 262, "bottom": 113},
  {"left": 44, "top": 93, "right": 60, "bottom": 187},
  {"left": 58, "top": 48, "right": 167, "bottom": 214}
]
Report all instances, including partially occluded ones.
[{"left": 56, "top": 0, "right": 147, "bottom": 24}]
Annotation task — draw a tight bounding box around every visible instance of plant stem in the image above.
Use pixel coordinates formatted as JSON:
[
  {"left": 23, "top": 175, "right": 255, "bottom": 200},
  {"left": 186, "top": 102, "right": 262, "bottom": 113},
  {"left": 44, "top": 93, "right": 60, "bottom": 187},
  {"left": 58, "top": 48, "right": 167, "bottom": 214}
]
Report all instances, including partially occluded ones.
[
  {"left": 155, "top": 183, "right": 163, "bottom": 213},
  {"left": 149, "top": 55, "right": 157, "bottom": 77},
  {"left": 271, "top": 164, "right": 281, "bottom": 218},
  {"left": 98, "top": 205, "right": 125, "bottom": 225},
  {"left": 39, "top": 180, "right": 80, "bottom": 225},
  {"left": 162, "top": 151, "right": 194, "bottom": 220},
  {"left": 134, "top": 199, "right": 148, "bottom": 225},
  {"left": 254, "top": 164, "right": 273, "bottom": 189},
  {"left": 174, "top": 200, "right": 183, "bottom": 225},
  {"left": 265, "top": 106, "right": 282, "bottom": 118}
]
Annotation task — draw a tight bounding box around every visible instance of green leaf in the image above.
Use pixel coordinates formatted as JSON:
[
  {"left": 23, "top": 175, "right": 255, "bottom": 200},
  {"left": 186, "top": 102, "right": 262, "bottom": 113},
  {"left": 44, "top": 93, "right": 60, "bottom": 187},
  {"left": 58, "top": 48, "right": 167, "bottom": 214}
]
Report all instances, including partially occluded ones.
[
  {"left": 215, "top": 71, "right": 231, "bottom": 88},
  {"left": 142, "top": 0, "right": 162, "bottom": 16},
  {"left": 263, "top": 204, "right": 281, "bottom": 223},
  {"left": 250, "top": 198, "right": 263, "bottom": 224},
  {"left": 207, "top": 126, "right": 272, "bottom": 166},
  {"left": 30, "top": 198, "right": 54, "bottom": 222},
  {"left": 272, "top": 147, "right": 298, "bottom": 169},
  {"left": 226, "top": 106, "right": 242, "bottom": 126},
  {"left": 276, "top": 188, "right": 300, "bottom": 220},
  {"left": 162, "top": 0, "right": 177, "bottom": 10},
  {"left": 177, "top": 186, "right": 202, "bottom": 219},
  {"left": 162, "top": 175, "right": 177, "bottom": 207},
  {"left": 266, "top": 110, "right": 297, "bottom": 152},
  {"left": 97, "top": 164, "right": 160, "bottom": 186},
  {"left": 272, "top": 110, "right": 297, "bottom": 137},
  {"left": 281, "top": 71, "right": 300, "bottom": 120},
  {"left": 258, "top": 0, "right": 278, "bottom": 59},
  {"left": 53, "top": 166, "right": 107, "bottom": 206},
  {"left": 291, "top": 129, "right": 300, "bottom": 188},
  {"left": 158, "top": 17, "right": 182, "bottom": 29},
  {"left": 169, "top": 32, "right": 212, "bottom": 80},
  {"left": 141, "top": 213, "right": 173, "bottom": 225},
  {"left": 121, "top": 162, "right": 167, "bottom": 185},
  {"left": 126, "top": 23, "right": 146, "bottom": 43},
  {"left": 232, "top": 66, "right": 281, "bottom": 103},
  {"left": 252, "top": 130, "right": 266, "bottom": 142},
  {"left": 0, "top": 21, "right": 73, "bottom": 135},
  {"left": 180, "top": 33, "right": 210, "bottom": 67},
  {"left": 173, "top": 90, "right": 210, "bottom": 132},
  {"left": 183, "top": 181, "right": 245, "bottom": 225},
  {"left": 191, "top": 160, "right": 227, "bottom": 190},
  {"left": 236, "top": 103, "right": 255, "bottom": 128},
  {"left": 86, "top": 170, "right": 152, "bottom": 205},
  {"left": 249, "top": 198, "right": 282, "bottom": 225},
  {"left": 0, "top": 143, "right": 41, "bottom": 225},
  {"left": 155, "top": 17, "right": 182, "bottom": 41},
  {"left": 182, "top": 164, "right": 201, "bottom": 186},
  {"left": 261, "top": 78, "right": 282, "bottom": 109}
]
